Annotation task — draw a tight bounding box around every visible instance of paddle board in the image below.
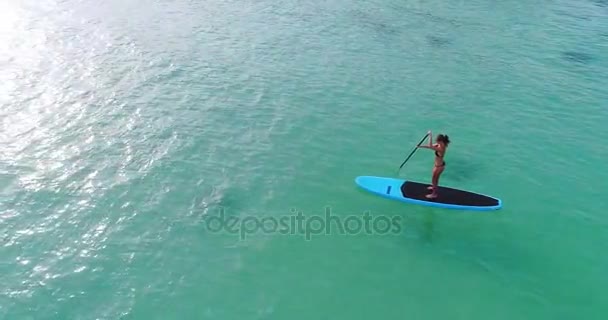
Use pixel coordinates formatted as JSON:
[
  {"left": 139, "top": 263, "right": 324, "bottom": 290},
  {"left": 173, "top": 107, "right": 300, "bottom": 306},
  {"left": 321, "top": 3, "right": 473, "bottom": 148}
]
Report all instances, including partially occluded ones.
[{"left": 355, "top": 176, "right": 502, "bottom": 211}]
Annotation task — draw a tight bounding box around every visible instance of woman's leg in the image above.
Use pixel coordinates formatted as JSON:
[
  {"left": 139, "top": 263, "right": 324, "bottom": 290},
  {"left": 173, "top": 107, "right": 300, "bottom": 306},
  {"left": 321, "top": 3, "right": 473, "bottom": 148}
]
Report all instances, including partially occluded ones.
[
  {"left": 426, "top": 165, "right": 444, "bottom": 198},
  {"left": 428, "top": 167, "right": 437, "bottom": 190}
]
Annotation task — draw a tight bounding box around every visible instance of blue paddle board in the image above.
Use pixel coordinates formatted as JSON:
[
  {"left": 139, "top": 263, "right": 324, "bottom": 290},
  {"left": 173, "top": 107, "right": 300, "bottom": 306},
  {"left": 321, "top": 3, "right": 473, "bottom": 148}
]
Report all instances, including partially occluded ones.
[{"left": 355, "top": 176, "right": 502, "bottom": 211}]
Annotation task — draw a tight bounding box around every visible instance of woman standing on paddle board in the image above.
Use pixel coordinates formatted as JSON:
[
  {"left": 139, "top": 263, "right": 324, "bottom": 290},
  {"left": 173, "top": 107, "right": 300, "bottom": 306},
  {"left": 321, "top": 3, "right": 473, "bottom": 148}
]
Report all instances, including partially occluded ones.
[{"left": 417, "top": 131, "right": 450, "bottom": 199}]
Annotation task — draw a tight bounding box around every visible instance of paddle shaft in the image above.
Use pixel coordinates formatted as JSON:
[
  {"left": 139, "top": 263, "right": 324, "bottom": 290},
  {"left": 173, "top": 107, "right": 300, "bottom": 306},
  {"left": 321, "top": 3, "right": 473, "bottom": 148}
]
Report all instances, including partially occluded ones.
[{"left": 398, "top": 133, "right": 429, "bottom": 170}]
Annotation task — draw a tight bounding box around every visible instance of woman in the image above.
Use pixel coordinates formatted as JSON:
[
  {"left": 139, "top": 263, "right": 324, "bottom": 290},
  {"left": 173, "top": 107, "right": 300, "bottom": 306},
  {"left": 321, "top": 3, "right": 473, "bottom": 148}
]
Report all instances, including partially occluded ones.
[{"left": 417, "top": 130, "right": 450, "bottom": 199}]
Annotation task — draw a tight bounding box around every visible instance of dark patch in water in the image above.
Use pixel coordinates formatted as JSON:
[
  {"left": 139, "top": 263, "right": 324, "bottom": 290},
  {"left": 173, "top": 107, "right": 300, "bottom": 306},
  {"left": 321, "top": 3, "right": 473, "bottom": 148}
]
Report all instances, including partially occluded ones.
[
  {"left": 553, "top": 9, "right": 592, "bottom": 21},
  {"left": 562, "top": 51, "right": 594, "bottom": 64},
  {"left": 418, "top": 12, "right": 462, "bottom": 27},
  {"left": 591, "top": 0, "right": 608, "bottom": 8},
  {"left": 421, "top": 211, "right": 436, "bottom": 243},
  {"left": 426, "top": 35, "right": 451, "bottom": 48},
  {"left": 370, "top": 22, "right": 399, "bottom": 35},
  {"left": 351, "top": 9, "right": 400, "bottom": 37},
  {"left": 400, "top": 8, "right": 482, "bottom": 29}
]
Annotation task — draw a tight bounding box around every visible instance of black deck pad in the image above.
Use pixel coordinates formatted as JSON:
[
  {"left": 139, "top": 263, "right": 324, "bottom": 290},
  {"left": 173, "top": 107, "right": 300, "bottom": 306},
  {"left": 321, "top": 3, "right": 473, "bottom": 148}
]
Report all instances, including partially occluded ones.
[{"left": 400, "top": 181, "right": 498, "bottom": 207}]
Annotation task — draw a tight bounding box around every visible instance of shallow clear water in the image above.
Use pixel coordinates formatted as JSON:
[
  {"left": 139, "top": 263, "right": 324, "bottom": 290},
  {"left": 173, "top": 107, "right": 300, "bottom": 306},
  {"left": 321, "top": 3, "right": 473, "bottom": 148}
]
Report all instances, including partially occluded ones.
[{"left": 1, "top": 0, "right": 608, "bottom": 319}]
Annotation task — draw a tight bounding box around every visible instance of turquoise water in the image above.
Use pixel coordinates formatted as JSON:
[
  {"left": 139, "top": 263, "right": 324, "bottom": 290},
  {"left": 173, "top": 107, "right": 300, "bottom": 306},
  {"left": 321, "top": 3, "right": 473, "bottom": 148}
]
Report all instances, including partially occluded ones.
[{"left": 1, "top": 0, "right": 608, "bottom": 318}]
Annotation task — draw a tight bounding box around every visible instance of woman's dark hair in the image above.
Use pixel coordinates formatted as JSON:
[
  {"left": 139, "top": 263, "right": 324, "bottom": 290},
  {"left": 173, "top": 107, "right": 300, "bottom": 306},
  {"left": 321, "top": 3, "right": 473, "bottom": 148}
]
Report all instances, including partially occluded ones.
[{"left": 437, "top": 134, "right": 450, "bottom": 145}]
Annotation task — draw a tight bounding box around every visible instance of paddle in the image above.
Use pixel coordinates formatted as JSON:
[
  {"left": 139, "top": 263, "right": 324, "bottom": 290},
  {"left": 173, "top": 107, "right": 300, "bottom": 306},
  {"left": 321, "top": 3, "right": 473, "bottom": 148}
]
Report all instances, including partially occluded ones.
[{"left": 397, "top": 133, "right": 429, "bottom": 173}]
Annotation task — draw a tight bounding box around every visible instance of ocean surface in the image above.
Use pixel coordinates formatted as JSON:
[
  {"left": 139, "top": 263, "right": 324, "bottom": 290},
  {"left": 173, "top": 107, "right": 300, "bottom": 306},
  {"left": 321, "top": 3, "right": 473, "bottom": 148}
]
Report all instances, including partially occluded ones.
[{"left": 1, "top": 0, "right": 608, "bottom": 319}]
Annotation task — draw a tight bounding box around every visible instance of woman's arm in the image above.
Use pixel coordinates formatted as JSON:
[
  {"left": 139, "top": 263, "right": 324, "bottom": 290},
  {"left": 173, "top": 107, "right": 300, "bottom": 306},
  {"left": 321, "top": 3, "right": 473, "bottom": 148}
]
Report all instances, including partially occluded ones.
[
  {"left": 417, "top": 131, "right": 437, "bottom": 149},
  {"left": 417, "top": 144, "right": 439, "bottom": 150}
]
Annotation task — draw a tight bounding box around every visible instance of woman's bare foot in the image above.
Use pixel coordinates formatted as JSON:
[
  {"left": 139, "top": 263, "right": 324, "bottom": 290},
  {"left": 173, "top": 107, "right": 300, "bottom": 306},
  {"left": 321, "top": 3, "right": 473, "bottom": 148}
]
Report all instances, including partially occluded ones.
[
  {"left": 427, "top": 185, "right": 434, "bottom": 190},
  {"left": 425, "top": 193, "right": 438, "bottom": 199}
]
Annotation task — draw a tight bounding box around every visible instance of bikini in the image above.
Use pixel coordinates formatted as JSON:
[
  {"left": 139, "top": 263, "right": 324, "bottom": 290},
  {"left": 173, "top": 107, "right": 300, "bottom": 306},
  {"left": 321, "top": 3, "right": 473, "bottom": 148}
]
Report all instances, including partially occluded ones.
[{"left": 435, "top": 150, "right": 446, "bottom": 167}]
